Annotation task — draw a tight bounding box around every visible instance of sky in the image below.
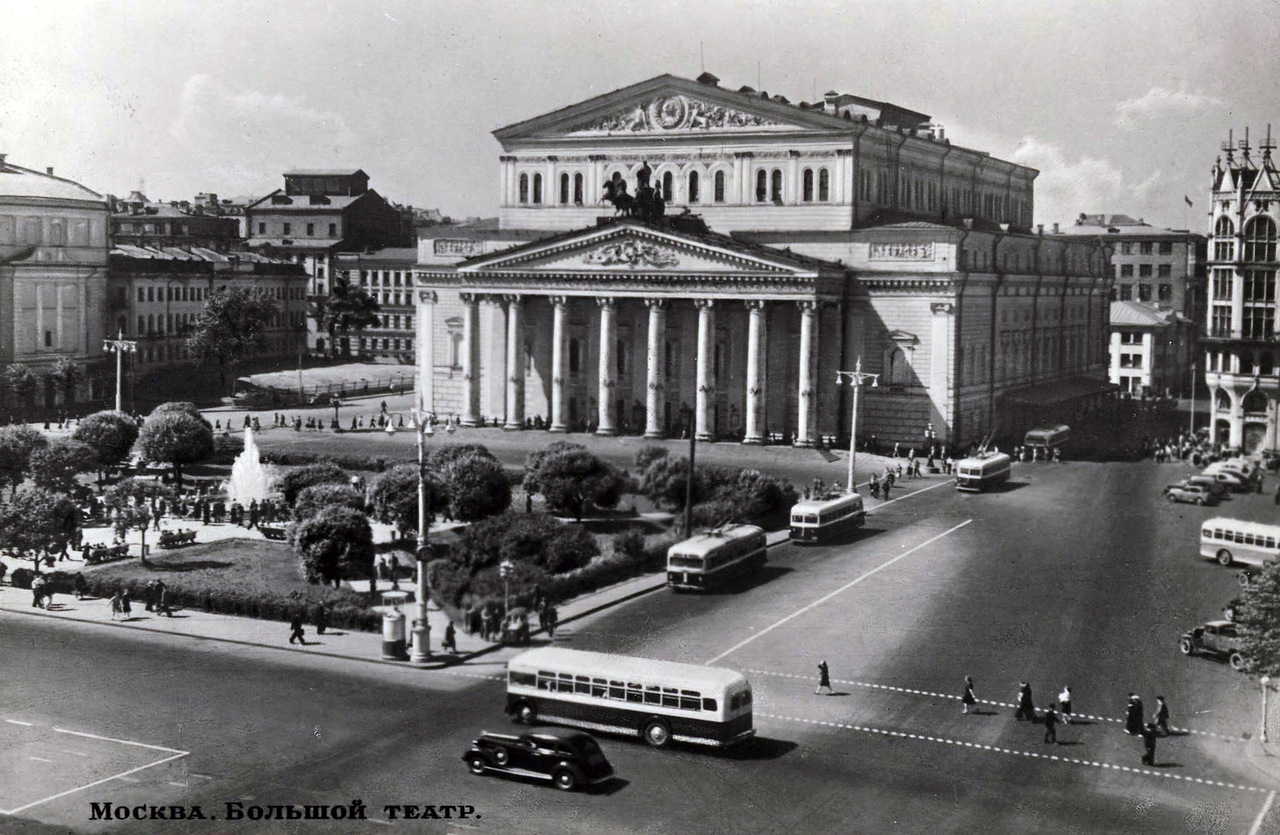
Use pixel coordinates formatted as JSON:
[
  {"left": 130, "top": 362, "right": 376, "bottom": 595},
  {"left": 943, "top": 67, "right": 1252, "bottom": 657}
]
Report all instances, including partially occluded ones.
[{"left": 2, "top": 0, "right": 1277, "bottom": 232}]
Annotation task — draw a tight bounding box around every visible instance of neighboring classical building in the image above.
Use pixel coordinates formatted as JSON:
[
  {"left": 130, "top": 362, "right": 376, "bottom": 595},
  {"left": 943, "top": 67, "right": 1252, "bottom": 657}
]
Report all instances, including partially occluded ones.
[
  {"left": 415, "top": 73, "right": 1112, "bottom": 448},
  {"left": 108, "top": 245, "right": 308, "bottom": 373},
  {"left": 0, "top": 155, "right": 110, "bottom": 406},
  {"left": 1204, "top": 130, "right": 1280, "bottom": 451},
  {"left": 330, "top": 247, "right": 419, "bottom": 361},
  {"left": 109, "top": 191, "right": 242, "bottom": 250},
  {"left": 1108, "top": 301, "right": 1194, "bottom": 396}
]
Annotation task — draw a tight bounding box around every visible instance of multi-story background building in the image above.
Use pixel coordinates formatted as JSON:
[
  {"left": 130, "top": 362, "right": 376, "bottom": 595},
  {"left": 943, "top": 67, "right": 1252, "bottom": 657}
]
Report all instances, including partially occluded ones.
[
  {"left": 1107, "top": 300, "right": 1194, "bottom": 396},
  {"left": 331, "top": 247, "right": 418, "bottom": 362},
  {"left": 1204, "top": 130, "right": 1280, "bottom": 451},
  {"left": 415, "top": 72, "right": 1113, "bottom": 448},
  {"left": 109, "top": 192, "right": 242, "bottom": 251}
]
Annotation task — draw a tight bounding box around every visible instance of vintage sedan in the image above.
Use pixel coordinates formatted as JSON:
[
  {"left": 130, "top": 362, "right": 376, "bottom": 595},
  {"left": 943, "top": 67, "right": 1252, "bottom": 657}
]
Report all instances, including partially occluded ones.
[
  {"left": 1180, "top": 620, "right": 1246, "bottom": 671},
  {"left": 1163, "top": 482, "right": 1216, "bottom": 506},
  {"left": 463, "top": 729, "right": 614, "bottom": 791}
]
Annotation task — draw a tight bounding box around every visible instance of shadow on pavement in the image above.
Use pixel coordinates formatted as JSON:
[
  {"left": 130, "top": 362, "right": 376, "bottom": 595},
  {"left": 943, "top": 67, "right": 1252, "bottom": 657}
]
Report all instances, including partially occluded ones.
[
  {"left": 717, "top": 736, "right": 798, "bottom": 761},
  {"left": 710, "top": 565, "right": 793, "bottom": 593}
]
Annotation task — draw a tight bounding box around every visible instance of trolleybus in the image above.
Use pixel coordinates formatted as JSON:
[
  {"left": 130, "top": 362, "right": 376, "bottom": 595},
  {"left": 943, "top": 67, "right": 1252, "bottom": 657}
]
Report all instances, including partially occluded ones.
[
  {"left": 1200, "top": 518, "right": 1280, "bottom": 576},
  {"left": 955, "top": 451, "right": 1013, "bottom": 492},
  {"left": 1023, "top": 424, "right": 1071, "bottom": 452},
  {"left": 666, "top": 524, "right": 767, "bottom": 591},
  {"left": 505, "top": 647, "right": 755, "bottom": 749},
  {"left": 789, "top": 490, "right": 865, "bottom": 543}
]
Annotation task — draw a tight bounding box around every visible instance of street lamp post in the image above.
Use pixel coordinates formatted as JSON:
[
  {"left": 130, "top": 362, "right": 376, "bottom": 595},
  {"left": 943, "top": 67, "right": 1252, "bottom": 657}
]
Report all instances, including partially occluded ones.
[
  {"left": 1262, "top": 675, "right": 1272, "bottom": 744},
  {"left": 499, "top": 559, "right": 514, "bottom": 616},
  {"left": 409, "top": 409, "right": 435, "bottom": 664},
  {"left": 102, "top": 330, "right": 137, "bottom": 412},
  {"left": 835, "top": 358, "right": 879, "bottom": 493}
]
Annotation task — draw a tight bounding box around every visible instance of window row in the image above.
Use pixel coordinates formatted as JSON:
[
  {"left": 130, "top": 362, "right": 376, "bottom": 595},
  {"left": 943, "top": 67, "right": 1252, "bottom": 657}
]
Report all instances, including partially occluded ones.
[
  {"left": 0, "top": 215, "right": 93, "bottom": 247},
  {"left": 360, "top": 270, "right": 409, "bottom": 286},
  {"left": 1118, "top": 264, "right": 1173, "bottom": 278},
  {"left": 358, "top": 337, "right": 413, "bottom": 352},
  {"left": 1213, "top": 215, "right": 1278, "bottom": 262},
  {"left": 1113, "top": 283, "right": 1173, "bottom": 302},
  {"left": 255, "top": 221, "right": 338, "bottom": 238},
  {"left": 510, "top": 670, "right": 717, "bottom": 712},
  {"left": 1118, "top": 241, "right": 1175, "bottom": 255},
  {"left": 517, "top": 167, "right": 837, "bottom": 206}
]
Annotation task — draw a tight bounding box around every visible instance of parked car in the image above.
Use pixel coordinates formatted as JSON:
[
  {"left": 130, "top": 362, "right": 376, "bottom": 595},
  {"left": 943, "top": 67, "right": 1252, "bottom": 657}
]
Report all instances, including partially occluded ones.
[
  {"left": 307, "top": 392, "right": 338, "bottom": 407},
  {"left": 1201, "top": 469, "right": 1249, "bottom": 492},
  {"left": 462, "top": 729, "right": 614, "bottom": 791},
  {"left": 1180, "top": 620, "right": 1246, "bottom": 671},
  {"left": 1163, "top": 482, "right": 1217, "bottom": 506},
  {"left": 1180, "top": 475, "right": 1230, "bottom": 500}
]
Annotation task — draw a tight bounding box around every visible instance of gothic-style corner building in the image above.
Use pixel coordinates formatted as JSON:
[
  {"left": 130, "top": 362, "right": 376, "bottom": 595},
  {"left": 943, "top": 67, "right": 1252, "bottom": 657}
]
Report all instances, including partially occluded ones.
[
  {"left": 415, "top": 73, "right": 1112, "bottom": 448},
  {"left": 1204, "top": 129, "right": 1280, "bottom": 452}
]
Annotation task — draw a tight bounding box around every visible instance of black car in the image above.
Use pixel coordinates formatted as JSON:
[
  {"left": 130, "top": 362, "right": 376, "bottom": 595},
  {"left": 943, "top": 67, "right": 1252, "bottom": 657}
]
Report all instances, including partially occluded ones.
[{"left": 462, "top": 729, "right": 614, "bottom": 791}]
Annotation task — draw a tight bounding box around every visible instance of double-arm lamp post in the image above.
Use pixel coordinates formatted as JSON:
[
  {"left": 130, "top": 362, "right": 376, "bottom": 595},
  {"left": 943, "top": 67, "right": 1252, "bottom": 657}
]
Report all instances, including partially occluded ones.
[
  {"left": 103, "top": 330, "right": 137, "bottom": 413},
  {"left": 409, "top": 408, "right": 435, "bottom": 664},
  {"left": 835, "top": 358, "right": 879, "bottom": 493}
]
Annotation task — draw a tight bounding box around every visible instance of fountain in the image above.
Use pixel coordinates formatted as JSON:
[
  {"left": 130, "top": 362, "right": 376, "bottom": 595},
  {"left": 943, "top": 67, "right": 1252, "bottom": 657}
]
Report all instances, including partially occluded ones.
[{"left": 227, "top": 427, "right": 276, "bottom": 504}]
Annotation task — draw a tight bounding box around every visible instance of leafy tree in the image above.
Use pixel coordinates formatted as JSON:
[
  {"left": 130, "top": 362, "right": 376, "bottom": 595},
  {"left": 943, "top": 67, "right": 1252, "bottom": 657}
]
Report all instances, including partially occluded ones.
[
  {"left": 291, "top": 505, "right": 375, "bottom": 589},
  {"left": 0, "top": 425, "right": 47, "bottom": 496},
  {"left": 293, "top": 483, "right": 365, "bottom": 522},
  {"left": 438, "top": 452, "right": 510, "bottom": 521},
  {"left": 367, "top": 463, "right": 442, "bottom": 537},
  {"left": 185, "top": 286, "right": 279, "bottom": 396},
  {"left": 309, "top": 273, "right": 380, "bottom": 358},
  {"left": 29, "top": 439, "right": 95, "bottom": 494},
  {"left": 523, "top": 442, "right": 624, "bottom": 522},
  {"left": 1235, "top": 562, "right": 1280, "bottom": 675},
  {"left": 73, "top": 410, "right": 140, "bottom": 478},
  {"left": 634, "top": 444, "right": 669, "bottom": 471},
  {"left": 0, "top": 485, "right": 80, "bottom": 574},
  {"left": 640, "top": 454, "right": 703, "bottom": 509},
  {"left": 102, "top": 478, "right": 173, "bottom": 568},
  {"left": 428, "top": 443, "right": 497, "bottom": 469},
  {"left": 4, "top": 364, "right": 38, "bottom": 421},
  {"left": 450, "top": 512, "right": 598, "bottom": 575},
  {"left": 136, "top": 405, "right": 214, "bottom": 490},
  {"left": 48, "top": 357, "right": 86, "bottom": 406},
  {"left": 150, "top": 401, "right": 211, "bottom": 425},
  {"left": 278, "top": 461, "right": 348, "bottom": 506}
]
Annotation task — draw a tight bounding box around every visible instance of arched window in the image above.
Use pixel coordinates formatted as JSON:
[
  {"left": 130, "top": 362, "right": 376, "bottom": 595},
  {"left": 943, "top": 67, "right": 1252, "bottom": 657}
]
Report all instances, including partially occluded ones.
[
  {"left": 802, "top": 169, "right": 814, "bottom": 202},
  {"left": 887, "top": 348, "right": 910, "bottom": 385},
  {"left": 1244, "top": 216, "right": 1277, "bottom": 262},
  {"left": 560, "top": 173, "right": 570, "bottom": 205},
  {"left": 818, "top": 168, "right": 830, "bottom": 201},
  {"left": 714, "top": 170, "right": 726, "bottom": 203},
  {"left": 662, "top": 171, "right": 674, "bottom": 201},
  {"left": 1215, "top": 389, "right": 1232, "bottom": 412},
  {"left": 518, "top": 174, "right": 529, "bottom": 204},
  {"left": 573, "top": 173, "right": 584, "bottom": 205},
  {"left": 687, "top": 171, "right": 699, "bottom": 203},
  {"left": 771, "top": 170, "right": 783, "bottom": 203},
  {"left": 1215, "top": 215, "right": 1236, "bottom": 261},
  {"left": 1244, "top": 389, "right": 1269, "bottom": 413},
  {"left": 756, "top": 170, "right": 768, "bottom": 202},
  {"left": 532, "top": 173, "right": 543, "bottom": 205}
]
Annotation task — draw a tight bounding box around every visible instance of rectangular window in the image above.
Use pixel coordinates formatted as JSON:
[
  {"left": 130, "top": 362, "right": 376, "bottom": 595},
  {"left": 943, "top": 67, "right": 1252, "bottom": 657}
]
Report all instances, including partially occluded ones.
[
  {"left": 1158, "top": 264, "right": 1172, "bottom": 277},
  {"left": 328, "top": 223, "right": 337, "bottom": 236},
  {"left": 1159, "top": 284, "right": 1172, "bottom": 301},
  {"left": 1212, "top": 269, "right": 1232, "bottom": 300},
  {"left": 1120, "top": 284, "right": 1133, "bottom": 301},
  {"left": 1138, "top": 284, "right": 1152, "bottom": 302},
  {"left": 609, "top": 681, "right": 625, "bottom": 700},
  {"left": 1120, "top": 264, "right": 1134, "bottom": 277},
  {"left": 1139, "top": 264, "right": 1153, "bottom": 278},
  {"left": 1159, "top": 241, "right": 1174, "bottom": 255},
  {"left": 1243, "top": 306, "right": 1275, "bottom": 339},
  {"left": 1140, "top": 242, "right": 1153, "bottom": 255},
  {"left": 282, "top": 223, "right": 291, "bottom": 235},
  {"left": 1121, "top": 243, "right": 1133, "bottom": 255},
  {"left": 1211, "top": 305, "right": 1232, "bottom": 336},
  {"left": 258, "top": 222, "right": 266, "bottom": 234},
  {"left": 138, "top": 287, "right": 145, "bottom": 302},
  {"left": 306, "top": 223, "right": 314, "bottom": 236}
]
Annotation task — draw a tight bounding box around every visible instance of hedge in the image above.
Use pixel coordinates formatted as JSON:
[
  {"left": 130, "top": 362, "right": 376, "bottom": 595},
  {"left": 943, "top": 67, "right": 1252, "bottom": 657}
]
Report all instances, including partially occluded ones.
[{"left": 261, "top": 450, "right": 412, "bottom": 472}]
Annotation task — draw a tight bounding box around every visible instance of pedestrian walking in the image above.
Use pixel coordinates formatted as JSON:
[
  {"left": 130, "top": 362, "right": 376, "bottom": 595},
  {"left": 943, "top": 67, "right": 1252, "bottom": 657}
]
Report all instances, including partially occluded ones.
[
  {"left": 1140, "top": 722, "right": 1158, "bottom": 765},
  {"left": 881, "top": 479, "right": 892, "bottom": 500},
  {"left": 443, "top": 621, "right": 457, "bottom": 654},
  {"left": 1015, "top": 682, "right": 1036, "bottom": 721},
  {"left": 315, "top": 603, "right": 328, "bottom": 635},
  {"left": 962, "top": 676, "right": 977, "bottom": 714},
  {"left": 144, "top": 579, "right": 157, "bottom": 612},
  {"left": 0, "top": 561, "right": 7, "bottom": 586},
  {"left": 815, "top": 660, "right": 833, "bottom": 695},
  {"left": 30, "top": 575, "right": 46, "bottom": 608},
  {"left": 1125, "top": 693, "right": 1144, "bottom": 735},
  {"left": 389, "top": 554, "right": 401, "bottom": 591},
  {"left": 157, "top": 585, "right": 173, "bottom": 617},
  {"left": 120, "top": 589, "right": 132, "bottom": 619},
  {"left": 1043, "top": 703, "right": 1059, "bottom": 744},
  {"left": 109, "top": 590, "right": 123, "bottom": 620},
  {"left": 1154, "top": 696, "right": 1170, "bottom": 736},
  {"left": 289, "top": 615, "right": 307, "bottom": 645},
  {"left": 545, "top": 604, "right": 558, "bottom": 639},
  {"left": 73, "top": 572, "right": 86, "bottom": 600},
  {"left": 1058, "top": 685, "right": 1073, "bottom": 723},
  {"left": 480, "top": 607, "right": 493, "bottom": 642}
]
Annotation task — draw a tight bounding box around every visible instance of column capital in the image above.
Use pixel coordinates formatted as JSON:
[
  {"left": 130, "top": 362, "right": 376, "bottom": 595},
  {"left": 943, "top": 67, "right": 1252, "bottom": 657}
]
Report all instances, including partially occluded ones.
[
  {"left": 797, "top": 299, "right": 818, "bottom": 312},
  {"left": 459, "top": 292, "right": 479, "bottom": 304},
  {"left": 503, "top": 293, "right": 523, "bottom": 306},
  {"left": 482, "top": 295, "right": 505, "bottom": 307},
  {"left": 644, "top": 298, "right": 667, "bottom": 309},
  {"left": 418, "top": 290, "right": 438, "bottom": 304},
  {"left": 694, "top": 298, "right": 715, "bottom": 310},
  {"left": 549, "top": 295, "right": 569, "bottom": 307},
  {"left": 596, "top": 296, "right": 617, "bottom": 308},
  {"left": 930, "top": 302, "right": 955, "bottom": 315},
  {"left": 744, "top": 299, "right": 767, "bottom": 311}
]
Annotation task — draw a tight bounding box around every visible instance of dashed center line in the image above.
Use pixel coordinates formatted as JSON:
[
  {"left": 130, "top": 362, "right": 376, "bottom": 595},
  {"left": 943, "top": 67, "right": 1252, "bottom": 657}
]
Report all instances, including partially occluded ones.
[
  {"left": 4, "top": 719, "right": 33, "bottom": 727},
  {"left": 756, "top": 712, "right": 1267, "bottom": 793},
  {"left": 28, "top": 757, "right": 52, "bottom": 763}
]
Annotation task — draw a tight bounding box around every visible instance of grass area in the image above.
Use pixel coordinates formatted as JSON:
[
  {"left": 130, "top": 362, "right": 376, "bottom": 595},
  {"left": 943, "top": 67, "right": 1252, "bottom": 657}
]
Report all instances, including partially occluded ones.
[{"left": 81, "top": 540, "right": 380, "bottom": 630}]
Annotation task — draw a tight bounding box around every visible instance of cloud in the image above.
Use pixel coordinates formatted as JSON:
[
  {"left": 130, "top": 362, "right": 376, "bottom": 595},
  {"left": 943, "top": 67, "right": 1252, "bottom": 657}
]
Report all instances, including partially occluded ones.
[
  {"left": 1010, "top": 137, "right": 1127, "bottom": 227},
  {"left": 1115, "top": 85, "right": 1223, "bottom": 130}
]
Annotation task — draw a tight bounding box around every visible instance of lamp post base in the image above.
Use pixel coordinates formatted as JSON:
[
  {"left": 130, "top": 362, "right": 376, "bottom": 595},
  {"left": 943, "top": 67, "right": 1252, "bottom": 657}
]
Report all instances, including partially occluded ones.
[{"left": 410, "top": 623, "right": 431, "bottom": 664}]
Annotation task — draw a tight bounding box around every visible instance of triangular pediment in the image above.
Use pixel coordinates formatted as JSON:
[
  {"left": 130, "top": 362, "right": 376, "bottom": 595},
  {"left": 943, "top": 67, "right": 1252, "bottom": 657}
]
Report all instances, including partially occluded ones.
[
  {"left": 494, "top": 74, "right": 851, "bottom": 142},
  {"left": 456, "top": 221, "right": 823, "bottom": 277}
]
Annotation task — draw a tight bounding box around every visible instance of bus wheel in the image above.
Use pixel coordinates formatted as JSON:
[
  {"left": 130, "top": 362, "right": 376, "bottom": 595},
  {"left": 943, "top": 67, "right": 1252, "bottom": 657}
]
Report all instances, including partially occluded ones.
[
  {"left": 515, "top": 703, "right": 537, "bottom": 725},
  {"left": 1229, "top": 651, "right": 1246, "bottom": 672},
  {"left": 642, "top": 719, "right": 671, "bottom": 748},
  {"left": 1216, "top": 549, "right": 1233, "bottom": 567}
]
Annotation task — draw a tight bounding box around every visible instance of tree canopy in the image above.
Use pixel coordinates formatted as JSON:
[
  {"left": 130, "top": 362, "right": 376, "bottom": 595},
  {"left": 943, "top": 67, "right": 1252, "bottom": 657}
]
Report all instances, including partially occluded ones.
[
  {"left": 309, "top": 273, "right": 380, "bottom": 358},
  {"left": 1235, "top": 563, "right": 1280, "bottom": 675},
  {"left": 523, "top": 441, "right": 624, "bottom": 521},
  {"left": 73, "top": 410, "right": 140, "bottom": 472},
  {"left": 434, "top": 449, "right": 511, "bottom": 521},
  {"left": 278, "top": 461, "right": 349, "bottom": 506},
  {"left": 291, "top": 505, "right": 375, "bottom": 587},
  {"left": 4, "top": 364, "right": 38, "bottom": 418},
  {"left": 367, "top": 463, "right": 442, "bottom": 536},
  {"left": 29, "top": 439, "right": 96, "bottom": 493},
  {"left": 185, "top": 287, "right": 279, "bottom": 394},
  {"left": 450, "top": 512, "right": 599, "bottom": 575},
  {"left": 0, "top": 485, "right": 80, "bottom": 573},
  {"left": 293, "top": 482, "right": 365, "bottom": 522},
  {"left": 136, "top": 405, "right": 214, "bottom": 488},
  {"left": 0, "top": 425, "right": 48, "bottom": 493},
  {"left": 48, "top": 357, "right": 86, "bottom": 404}
]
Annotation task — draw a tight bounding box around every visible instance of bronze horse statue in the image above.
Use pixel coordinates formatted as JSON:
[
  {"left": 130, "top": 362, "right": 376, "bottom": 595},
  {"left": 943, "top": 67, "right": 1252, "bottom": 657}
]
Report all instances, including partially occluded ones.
[{"left": 601, "top": 173, "right": 635, "bottom": 215}]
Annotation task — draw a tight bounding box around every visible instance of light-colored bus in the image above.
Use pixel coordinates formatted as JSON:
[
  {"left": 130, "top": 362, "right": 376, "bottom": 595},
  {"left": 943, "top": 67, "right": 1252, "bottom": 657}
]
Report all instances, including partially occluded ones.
[
  {"left": 789, "top": 491, "right": 865, "bottom": 544},
  {"left": 1024, "top": 425, "right": 1071, "bottom": 451},
  {"left": 1200, "top": 517, "right": 1280, "bottom": 571},
  {"left": 505, "top": 647, "right": 755, "bottom": 749},
  {"left": 666, "top": 524, "right": 767, "bottom": 591},
  {"left": 955, "top": 452, "right": 1013, "bottom": 492}
]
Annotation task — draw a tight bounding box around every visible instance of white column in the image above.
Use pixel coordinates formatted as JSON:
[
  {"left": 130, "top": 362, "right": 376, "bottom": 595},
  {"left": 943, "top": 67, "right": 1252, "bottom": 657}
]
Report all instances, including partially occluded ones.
[
  {"left": 504, "top": 295, "right": 523, "bottom": 429},
  {"left": 550, "top": 296, "right": 569, "bottom": 432},
  {"left": 597, "top": 298, "right": 617, "bottom": 435},
  {"left": 644, "top": 299, "right": 666, "bottom": 439},
  {"left": 795, "top": 300, "right": 818, "bottom": 447},
  {"left": 35, "top": 283, "right": 43, "bottom": 351},
  {"left": 743, "top": 300, "right": 767, "bottom": 444},
  {"left": 695, "top": 299, "right": 716, "bottom": 440},
  {"left": 55, "top": 284, "right": 64, "bottom": 349},
  {"left": 733, "top": 154, "right": 746, "bottom": 204},
  {"left": 788, "top": 151, "right": 801, "bottom": 204},
  {"left": 416, "top": 291, "right": 436, "bottom": 413},
  {"left": 483, "top": 297, "right": 507, "bottom": 423},
  {"left": 460, "top": 293, "right": 481, "bottom": 426}
]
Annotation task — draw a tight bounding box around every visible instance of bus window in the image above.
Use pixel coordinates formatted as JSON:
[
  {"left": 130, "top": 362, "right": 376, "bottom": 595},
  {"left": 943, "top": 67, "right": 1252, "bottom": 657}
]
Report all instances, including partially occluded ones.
[
  {"left": 644, "top": 686, "right": 662, "bottom": 705},
  {"left": 702, "top": 697, "right": 718, "bottom": 712},
  {"left": 729, "top": 693, "right": 741, "bottom": 711},
  {"left": 575, "top": 676, "right": 591, "bottom": 694},
  {"left": 609, "top": 681, "right": 625, "bottom": 700},
  {"left": 626, "top": 684, "right": 643, "bottom": 703},
  {"left": 1268, "top": 538, "right": 1276, "bottom": 549},
  {"left": 557, "top": 674, "right": 575, "bottom": 693},
  {"left": 741, "top": 690, "right": 752, "bottom": 705},
  {"left": 592, "top": 678, "right": 608, "bottom": 697},
  {"left": 1202, "top": 528, "right": 1211, "bottom": 538},
  {"left": 510, "top": 671, "right": 536, "bottom": 687},
  {"left": 538, "top": 671, "right": 556, "bottom": 690},
  {"left": 1235, "top": 532, "right": 1245, "bottom": 544},
  {"left": 662, "top": 688, "right": 680, "bottom": 708},
  {"left": 679, "top": 690, "right": 702, "bottom": 711}
]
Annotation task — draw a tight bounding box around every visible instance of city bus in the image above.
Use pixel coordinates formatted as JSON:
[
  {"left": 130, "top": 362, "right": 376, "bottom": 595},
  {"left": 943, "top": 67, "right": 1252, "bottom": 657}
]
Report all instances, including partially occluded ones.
[
  {"left": 1023, "top": 424, "right": 1071, "bottom": 452},
  {"left": 955, "top": 451, "right": 1013, "bottom": 492},
  {"left": 505, "top": 647, "right": 755, "bottom": 749},
  {"left": 789, "top": 490, "right": 865, "bottom": 543},
  {"left": 666, "top": 525, "right": 767, "bottom": 591},
  {"left": 1200, "top": 518, "right": 1280, "bottom": 572}
]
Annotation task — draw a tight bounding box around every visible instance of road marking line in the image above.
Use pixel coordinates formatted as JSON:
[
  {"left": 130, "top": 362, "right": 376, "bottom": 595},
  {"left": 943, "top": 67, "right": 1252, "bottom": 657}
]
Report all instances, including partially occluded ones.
[
  {"left": 368, "top": 818, "right": 393, "bottom": 826},
  {"left": 167, "top": 781, "right": 187, "bottom": 787},
  {"left": 706, "top": 519, "right": 972, "bottom": 665},
  {"left": 1249, "top": 790, "right": 1275, "bottom": 835},
  {"left": 755, "top": 712, "right": 1266, "bottom": 793},
  {"left": 116, "top": 777, "right": 140, "bottom": 783},
  {"left": 53, "top": 727, "right": 186, "bottom": 754},
  {"left": 4, "top": 719, "right": 33, "bottom": 726},
  {"left": 866, "top": 478, "right": 955, "bottom": 512},
  {"left": 0, "top": 750, "right": 189, "bottom": 815},
  {"left": 28, "top": 756, "right": 52, "bottom": 762}
]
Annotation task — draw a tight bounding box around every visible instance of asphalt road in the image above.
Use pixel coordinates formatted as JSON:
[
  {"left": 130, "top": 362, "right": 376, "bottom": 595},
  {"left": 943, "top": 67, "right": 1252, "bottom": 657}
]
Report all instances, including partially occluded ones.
[{"left": 3, "top": 460, "right": 1279, "bottom": 834}]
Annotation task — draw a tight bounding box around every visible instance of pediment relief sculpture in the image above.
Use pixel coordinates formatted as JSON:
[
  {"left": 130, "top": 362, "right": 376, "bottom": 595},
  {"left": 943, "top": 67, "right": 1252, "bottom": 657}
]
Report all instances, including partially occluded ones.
[
  {"left": 571, "top": 94, "right": 787, "bottom": 133},
  {"left": 582, "top": 239, "right": 680, "bottom": 269}
]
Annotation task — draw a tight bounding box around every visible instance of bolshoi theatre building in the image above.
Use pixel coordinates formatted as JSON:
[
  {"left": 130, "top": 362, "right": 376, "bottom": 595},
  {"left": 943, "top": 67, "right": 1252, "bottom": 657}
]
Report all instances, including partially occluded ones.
[{"left": 412, "top": 72, "right": 1114, "bottom": 448}]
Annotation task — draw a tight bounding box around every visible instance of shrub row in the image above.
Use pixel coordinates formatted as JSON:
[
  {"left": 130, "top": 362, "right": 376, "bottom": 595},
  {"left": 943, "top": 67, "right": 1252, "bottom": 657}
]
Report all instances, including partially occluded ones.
[{"left": 261, "top": 450, "right": 412, "bottom": 472}]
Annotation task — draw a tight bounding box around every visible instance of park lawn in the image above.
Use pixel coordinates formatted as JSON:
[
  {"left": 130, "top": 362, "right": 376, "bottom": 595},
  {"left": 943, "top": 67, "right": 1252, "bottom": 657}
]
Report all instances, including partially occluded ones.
[{"left": 83, "top": 539, "right": 379, "bottom": 629}]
